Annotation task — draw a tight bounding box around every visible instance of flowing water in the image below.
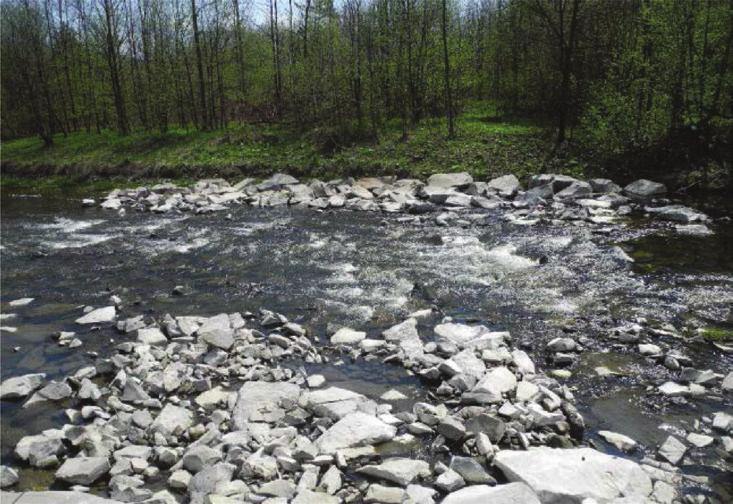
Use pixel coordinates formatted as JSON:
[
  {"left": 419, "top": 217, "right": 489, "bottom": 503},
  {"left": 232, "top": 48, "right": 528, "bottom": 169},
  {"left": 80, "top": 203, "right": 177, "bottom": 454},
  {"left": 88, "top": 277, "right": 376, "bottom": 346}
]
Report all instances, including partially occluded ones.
[{"left": 1, "top": 190, "right": 732, "bottom": 493}]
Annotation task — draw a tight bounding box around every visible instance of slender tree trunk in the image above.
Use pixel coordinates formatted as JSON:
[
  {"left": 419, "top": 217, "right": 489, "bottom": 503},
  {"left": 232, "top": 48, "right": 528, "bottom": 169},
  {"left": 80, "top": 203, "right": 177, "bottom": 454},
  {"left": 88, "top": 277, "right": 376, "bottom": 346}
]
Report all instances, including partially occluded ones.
[
  {"left": 441, "top": 0, "right": 454, "bottom": 138},
  {"left": 191, "top": 0, "right": 208, "bottom": 129}
]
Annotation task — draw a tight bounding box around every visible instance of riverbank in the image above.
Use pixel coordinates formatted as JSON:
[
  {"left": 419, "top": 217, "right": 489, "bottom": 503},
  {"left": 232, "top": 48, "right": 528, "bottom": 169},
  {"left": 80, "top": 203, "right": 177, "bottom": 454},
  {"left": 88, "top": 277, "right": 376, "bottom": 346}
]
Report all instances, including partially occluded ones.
[{"left": 1, "top": 106, "right": 580, "bottom": 191}]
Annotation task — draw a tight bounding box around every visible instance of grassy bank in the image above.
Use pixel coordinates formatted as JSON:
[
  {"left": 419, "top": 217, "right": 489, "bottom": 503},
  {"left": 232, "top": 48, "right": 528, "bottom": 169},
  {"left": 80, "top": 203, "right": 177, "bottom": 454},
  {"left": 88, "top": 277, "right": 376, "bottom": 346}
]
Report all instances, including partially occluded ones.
[{"left": 1, "top": 103, "right": 588, "bottom": 190}]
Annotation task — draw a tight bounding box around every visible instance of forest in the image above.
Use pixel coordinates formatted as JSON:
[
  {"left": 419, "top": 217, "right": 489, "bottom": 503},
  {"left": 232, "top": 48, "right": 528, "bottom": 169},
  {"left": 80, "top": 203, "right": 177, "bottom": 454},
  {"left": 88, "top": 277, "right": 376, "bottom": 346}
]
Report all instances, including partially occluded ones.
[{"left": 1, "top": 0, "right": 732, "bottom": 186}]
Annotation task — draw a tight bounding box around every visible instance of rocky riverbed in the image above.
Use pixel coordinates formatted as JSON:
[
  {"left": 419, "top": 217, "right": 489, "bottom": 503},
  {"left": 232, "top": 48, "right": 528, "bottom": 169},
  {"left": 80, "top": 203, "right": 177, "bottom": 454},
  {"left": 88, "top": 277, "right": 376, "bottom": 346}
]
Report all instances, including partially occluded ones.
[{"left": 1, "top": 172, "right": 732, "bottom": 503}]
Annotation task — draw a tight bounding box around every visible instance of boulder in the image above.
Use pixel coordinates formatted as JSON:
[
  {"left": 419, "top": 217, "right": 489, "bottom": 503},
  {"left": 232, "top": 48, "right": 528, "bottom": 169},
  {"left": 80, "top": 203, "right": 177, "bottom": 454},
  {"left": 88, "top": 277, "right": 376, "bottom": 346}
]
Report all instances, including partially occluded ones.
[
  {"left": 487, "top": 174, "right": 521, "bottom": 197},
  {"left": 449, "top": 456, "right": 494, "bottom": 484},
  {"left": 0, "top": 373, "right": 46, "bottom": 400},
  {"left": 494, "top": 447, "right": 652, "bottom": 503},
  {"left": 292, "top": 489, "right": 340, "bottom": 504},
  {"left": 330, "top": 327, "right": 366, "bottom": 345},
  {"left": 23, "top": 381, "right": 72, "bottom": 407},
  {"left": 55, "top": 457, "right": 111, "bottom": 485},
  {"left": 232, "top": 381, "right": 301, "bottom": 428},
  {"left": 554, "top": 181, "right": 592, "bottom": 199},
  {"left": 473, "top": 367, "right": 517, "bottom": 397},
  {"left": 197, "top": 314, "right": 234, "bottom": 350},
  {"left": 623, "top": 179, "right": 666, "bottom": 200},
  {"left": 316, "top": 412, "right": 396, "bottom": 452},
  {"left": 426, "top": 172, "right": 473, "bottom": 189},
  {"left": 0, "top": 466, "right": 19, "bottom": 488},
  {"left": 658, "top": 435, "right": 686, "bottom": 465},
  {"left": 75, "top": 306, "right": 116, "bottom": 324},
  {"left": 0, "top": 492, "right": 120, "bottom": 503},
  {"left": 150, "top": 403, "right": 193, "bottom": 436},
  {"left": 589, "top": 178, "right": 622, "bottom": 194},
  {"left": 137, "top": 327, "right": 167, "bottom": 345},
  {"left": 442, "top": 483, "right": 541, "bottom": 504}
]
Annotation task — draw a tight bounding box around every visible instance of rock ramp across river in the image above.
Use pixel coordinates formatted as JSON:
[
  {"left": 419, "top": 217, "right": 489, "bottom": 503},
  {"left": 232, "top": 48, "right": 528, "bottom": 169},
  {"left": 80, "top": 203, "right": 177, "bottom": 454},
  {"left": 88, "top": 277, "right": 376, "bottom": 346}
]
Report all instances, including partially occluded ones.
[{"left": 1, "top": 171, "right": 731, "bottom": 503}]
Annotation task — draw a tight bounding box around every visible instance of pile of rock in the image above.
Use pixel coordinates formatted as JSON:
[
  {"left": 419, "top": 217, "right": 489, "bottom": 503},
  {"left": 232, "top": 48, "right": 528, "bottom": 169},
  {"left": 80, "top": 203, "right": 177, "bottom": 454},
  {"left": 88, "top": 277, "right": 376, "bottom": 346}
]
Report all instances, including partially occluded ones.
[
  {"left": 95, "top": 172, "right": 714, "bottom": 235},
  {"left": 2, "top": 298, "right": 711, "bottom": 504}
]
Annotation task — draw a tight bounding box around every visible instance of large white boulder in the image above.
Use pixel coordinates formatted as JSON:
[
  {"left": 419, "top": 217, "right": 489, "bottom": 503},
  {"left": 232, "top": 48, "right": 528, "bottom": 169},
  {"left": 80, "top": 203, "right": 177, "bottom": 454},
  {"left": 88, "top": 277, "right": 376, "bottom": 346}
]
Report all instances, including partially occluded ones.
[
  {"left": 442, "top": 483, "right": 541, "bottom": 504},
  {"left": 494, "top": 447, "right": 652, "bottom": 503},
  {"left": 316, "top": 412, "right": 396, "bottom": 452}
]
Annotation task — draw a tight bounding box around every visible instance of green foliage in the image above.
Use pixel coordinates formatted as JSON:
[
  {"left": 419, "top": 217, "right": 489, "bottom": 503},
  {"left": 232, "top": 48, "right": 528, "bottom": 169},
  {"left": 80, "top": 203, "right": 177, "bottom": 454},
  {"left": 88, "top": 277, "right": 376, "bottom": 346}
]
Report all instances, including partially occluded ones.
[{"left": 2, "top": 102, "right": 561, "bottom": 183}]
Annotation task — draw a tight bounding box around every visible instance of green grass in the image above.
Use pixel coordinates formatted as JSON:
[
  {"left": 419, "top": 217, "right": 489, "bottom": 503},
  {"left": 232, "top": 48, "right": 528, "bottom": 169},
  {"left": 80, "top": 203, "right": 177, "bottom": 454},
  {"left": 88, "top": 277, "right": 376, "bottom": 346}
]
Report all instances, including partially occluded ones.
[
  {"left": 1, "top": 102, "right": 582, "bottom": 187},
  {"left": 700, "top": 326, "right": 733, "bottom": 342}
]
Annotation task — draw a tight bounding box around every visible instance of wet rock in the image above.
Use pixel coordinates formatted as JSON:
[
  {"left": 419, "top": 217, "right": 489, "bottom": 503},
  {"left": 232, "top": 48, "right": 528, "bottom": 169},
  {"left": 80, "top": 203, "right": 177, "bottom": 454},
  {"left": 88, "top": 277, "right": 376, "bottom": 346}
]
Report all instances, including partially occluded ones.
[
  {"left": 24, "top": 380, "right": 72, "bottom": 407},
  {"left": 442, "top": 483, "right": 541, "bottom": 504},
  {"left": 623, "top": 179, "right": 666, "bottom": 200},
  {"left": 598, "top": 430, "right": 637, "bottom": 452},
  {"left": 494, "top": 446, "right": 652, "bottom": 502},
  {"left": 0, "top": 465, "right": 19, "bottom": 488},
  {"left": 316, "top": 412, "right": 396, "bottom": 452},
  {"left": 9, "top": 297, "right": 35, "bottom": 307},
  {"left": 0, "top": 373, "right": 46, "bottom": 400},
  {"left": 55, "top": 457, "right": 111, "bottom": 485},
  {"left": 658, "top": 381, "right": 688, "bottom": 396},
  {"left": 547, "top": 338, "right": 576, "bottom": 352},
  {"left": 658, "top": 435, "right": 686, "bottom": 465},
  {"left": 76, "top": 306, "right": 116, "bottom": 324},
  {"left": 638, "top": 343, "right": 661, "bottom": 356},
  {"left": 306, "top": 375, "right": 325, "bottom": 388},
  {"left": 357, "top": 457, "right": 431, "bottom": 486},
  {"left": 712, "top": 411, "right": 733, "bottom": 432},
  {"left": 330, "top": 327, "right": 366, "bottom": 345}
]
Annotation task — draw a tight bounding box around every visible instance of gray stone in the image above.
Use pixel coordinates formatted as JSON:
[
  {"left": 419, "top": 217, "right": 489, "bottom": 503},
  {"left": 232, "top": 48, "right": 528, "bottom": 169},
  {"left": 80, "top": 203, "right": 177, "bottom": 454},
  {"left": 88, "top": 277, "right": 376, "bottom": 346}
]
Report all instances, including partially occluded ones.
[
  {"left": 316, "top": 412, "right": 396, "bottom": 452},
  {"left": 24, "top": 381, "right": 72, "bottom": 407},
  {"left": 494, "top": 447, "right": 652, "bottom": 503},
  {"left": 258, "top": 479, "right": 296, "bottom": 499},
  {"left": 442, "top": 483, "right": 541, "bottom": 504},
  {"left": 473, "top": 367, "right": 516, "bottom": 397},
  {"left": 150, "top": 403, "right": 193, "bottom": 436},
  {"left": 465, "top": 413, "right": 506, "bottom": 443},
  {"left": 589, "top": 178, "right": 622, "bottom": 194},
  {"left": 435, "top": 469, "right": 464, "bottom": 492},
  {"left": 0, "top": 373, "right": 46, "bottom": 399},
  {"left": 137, "top": 327, "right": 167, "bottom": 345},
  {"left": 55, "top": 457, "right": 110, "bottom": 485},
  {"left": 197, "top": 314, "right": 234, "bottom": 350},
  {"left": 487, "top": 174, "right": 521, "bottom": 197},
  {"left": 405, "top": 484, "right": 437, "bottom": 504},
  {"left": 232, "top": 381, "right": 301, "bottom": 428},
  {"left": 357, "top": 457, "right": 431, "bottom": 486},
  {"left": 364, "top": 483, "right": 406, "bottom": 503},
  {"left": 658, "top": 435, "right": 686, "bottom": 465},
  {"left": 555, "top": 181, "right": 592, "bottom": 199},
  {"left": 449, "top": 456, "right": 494, "bottom": 484},
  {"left": 291, "top": 489, "right": 339, "bottom": 504},
  {"left": 623, "top": 179, "right": 666, "bottom": 199},
  {"left": 330, "top": 327, "right": 366, "bottom": 345},
  {"left": 0, "top": 492, "right": 120, "bottom": 503},
  {"left": 686, "top": 432, "right": 714, "bottom": 448},
  {"left": 598, "top": 430, "right": 637, "bottom": 452},
  {"left": 0, "top": 466, "right": 19, "bottom": 488},
  {"left": 188, "top": 463, "right": 235, "bottom": 504},
  {"left": 183, "top": 445, "right": 222, "bottom": 473},
  {"left": 75, "top": 306, "right": 116, "bottom": 324},
  {"left": 426, "top": 172, "right": 473, "bottom": 189},
  {"left": 547, "top": 338, "right": 576, "bottom": 352},
  {"left": 436, "top": 416, "right": 466, "bottom": 441}
]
